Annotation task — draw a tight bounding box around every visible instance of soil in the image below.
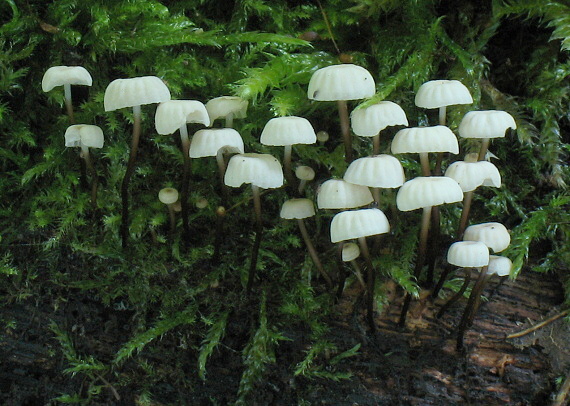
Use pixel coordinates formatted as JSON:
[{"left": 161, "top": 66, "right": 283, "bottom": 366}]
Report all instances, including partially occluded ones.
[{"left": 0, "top": 267, "right": 567, "bottom": 405}]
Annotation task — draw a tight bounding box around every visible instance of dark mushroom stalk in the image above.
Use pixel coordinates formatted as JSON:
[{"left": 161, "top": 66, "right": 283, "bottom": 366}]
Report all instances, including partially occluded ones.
[
  {"left": 178, "top": 124, "right": 193, "bottom": 243},
  {"left": 358, "top": 236, "right": 378, "bottom": 333},
  {"left": 80, "top": 144, "right": 99, "bottom": 207},
  {"left": 248, "top": 184, "right": 263, "bottom": 294},
  {"left": 337, "top": 100, "right": 353, "bottom": 162},
  {"left": 456, "top": 266, "right": 489, "bottom": 350},
  {"left": 297, "top": 218, "right": 332, "bottom": 287},
  {"left": 104, "top": 76, "right": 171, "bottom": 249},
  {"left": 158, "top": 188, "right": 179, "bottom": 239}
]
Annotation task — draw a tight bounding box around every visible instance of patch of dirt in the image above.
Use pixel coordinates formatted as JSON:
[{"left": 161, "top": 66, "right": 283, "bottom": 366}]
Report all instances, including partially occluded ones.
[{"left": 0, "top": 269, "right": 565, "bottom": 405}]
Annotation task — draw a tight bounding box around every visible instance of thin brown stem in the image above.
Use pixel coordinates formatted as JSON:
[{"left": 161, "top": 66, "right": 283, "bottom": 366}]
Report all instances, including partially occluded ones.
[
  {"left": 120, "top": 105, "right": 141, "bottom": 249},
  {"left": 283, "top": 145, "right": 296, "bottom": 191},
  {"left": 359, "top": 236, "right": 376, "bottom": 333},
  {"left": 167, "top": 204, "right": 176, "bottom": 239},
  {"left": 373, "top": 134, "right": 380, "bottom": 155},
  {"left": 180, "top": 125, "right": 192, "bottom": 246},
  {"left": 457, "top": 191, "right": 474, "bottom": 239},
  {"left": 81, "top": 146, "right": 98, "bottom": 208},
  {"left": 337, "top": 100, "right": 352, "bottom": 163},
  {"left": 419, "top": 153, "right": 430, "bottom": 176},
  {"left": 457, "top": 266, "right": 488, "bottom": 350},
  {"left": 246, "top": 185, "right": 263, "bottom": 294},
  {"left": 436, "top": 271, "right": 471, "bottom": 319},
  {"left": 478, "top": 138, "right": 490, "bottom": 161},
  {"left": 297, "top": 219, "right": 332, "bottom": 287}
]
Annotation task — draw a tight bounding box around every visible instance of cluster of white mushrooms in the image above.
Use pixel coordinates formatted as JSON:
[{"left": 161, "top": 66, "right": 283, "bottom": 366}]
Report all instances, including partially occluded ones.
[{"left": 42, "top": 63, "right": 517, "bottom": 342}]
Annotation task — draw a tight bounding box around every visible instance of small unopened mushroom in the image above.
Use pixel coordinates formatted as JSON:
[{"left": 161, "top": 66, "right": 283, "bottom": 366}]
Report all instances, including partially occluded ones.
[
  {"left": 224, "top": 153, "right": 284, "bottom": 293},
  {"left": 104, "top": 76, "right": 171, "bottom": 248},
  {"left": 159, "top": 187, "right": 179, "bottom": 237},
  {"left": 316, "top": 130, "right": 329, "bottom": 145},
  {"left": 331, "top": 208, "right": 390, "bottom": 332},
  {"left": 205, "top": 96, "right": 248, "bottom": 128},
  {"left": 64, "top": 124, "right": 104, "bottom": 206},
  {"left": 342, "top": 243, "right": 365, "bottom": 289},
  {"left": 308, "top": 64, "right": 376, "bottom": 162},
  {"left": 295, "top": 166, "right": 315, "bottom": 195},
  {"left": 351, "top": 101, "right": 408, "bottom": 155},
  {"left": 280, "top": 199, "right": 332, "bottom": 286},
  {"left": 42, "top": 66, "right": 93, "bottom": 123}
]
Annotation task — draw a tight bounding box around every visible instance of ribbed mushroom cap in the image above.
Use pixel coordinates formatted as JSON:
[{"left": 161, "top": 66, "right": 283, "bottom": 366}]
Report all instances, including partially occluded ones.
[
  {"left": 42, "top": 66, "right": 93, "bottom": 92},
  {"left": 317, "top": 179, "right": 374, "bottom": 210},
  {"left": 158, "top": 188, "right": 179, "bottom": 205},
  {"left": 458, "top": 110, "right": 516, "bottom": 139},
  {"left": 224, "top": 153, "right": 284, "bottom": 189},
  {"left": 415, "top": 80, "right": 473, "bottom": 109},
  {"left": 396, "top": 176, "right": 463, "bottom": 211},
  {"left": 307, "top": 64, "right": 375, "bottom": 101},
  {"left": 330, "top": 208, "right": 390, "bottom": 243},
  {"left": 351, "top": 101, "right": 408, "bottom": 137},
  {"left": 260, "top": 116, "right": 316, "bottom": 146},
  {"left": 205, "top": 96, "right": 248, "bottom": 124},
  {"left": 189, "top": 128, "right": 244, "bottom": 158},
  {"left": 463, "top": 222, "right": 510, "bottom": 253},
  {"left": 64, "top": 125, "right": 104, "bottom": 149},
  {"left": 344, "top": 155, "right": 405, "bottom": 188},
  {"left": 280, "top": 198, "right": 316, "bottom": 220},
  {"left": 295, "top": 166, "right": 315, "bottom": 181},
  {"left": 487, "top": 255, "right": 512, "bottom": 277},
  {"left": 104, "top": 76, "right": 171, "bottom": 111},
  {"left": 444, "top": 161, "right": 501, "bottom": 192},
  {"left": 447, "top": 241, "right": 490, "bottom": 268},
  {"left": 391, "top": 126, "right": 459, "bottom": 154},
  {"left": 155, "top": 100, "right": 210, "bottom": 135},
  {"left": 342, "top": 242, "right": 360, "bottom": 262}
]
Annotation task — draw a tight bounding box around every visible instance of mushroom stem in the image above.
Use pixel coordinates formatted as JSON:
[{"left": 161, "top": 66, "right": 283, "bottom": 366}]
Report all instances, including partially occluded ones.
[
  {"left": 63, "top": 83, "right": 75, "bottom": 124},
  {"left": 438, "top": 106, "right": 447, "bottom": 126},
  {"left": 398, "top": 206, "right": 432, "bottom": 326},
  {"left": 456, "top": 266, "right": 488, "bottom": 350},
  {"left": 246, "top": 185, "right": 263, "bottom": 294},
  {"left": 283, "top": 145, "right": 295, "bottom": 190},
  {"left": 225, "top": 112, "right": 234, "bottom": 128},
  {"left": 436, "top": 271, "right": 470, "bottom": 319},
  {"left": 419, "top": 152, "right": 431, "bottom": 176},
  {"left": 350, "top": 260, "right": 366, "bottom": 289},
  {"left": 337, "top": 100, "right": 353, "bottom": 163},
  {"left": 432, "top": 106, "right": 447, "bottom": 176},
  {"left": 457, "top": 191, "right": 474, "bottom": 239},
  {"left": 432, "top": 263, "right": 454, "bottom": 299},
  {"left": 335, "top": 242, "right": 347, "bottom": 300},
  {"left": 297, "top": 219, "right": 332, "bottom": 287},
  {"left": 359, "top": 236, "right": 376, "bottom": 333},
  {"left": 215, "top": 149, "right": 230, "bottom": 204},
  {"left": 373, "top": 133, "right": 380, "bottom": 156},
  {"left": 167, "top": 203, "right": 176, "bottom": 238},
  {"left": 371, "top": 187, "right": 381, "bottom": 206},
  {"left": 212, "top": 206, "right": 226, "bottom": 263},
  {"left": 425, "top": 206, "right": 441, "bottom": 287},
  {"left": 478, "top": 138, "right": 490, "bottom": 161},
  {"left": 298, "top": 180, "right": 308, "bottom": 196},
  {"left": 120, "top": 104, "right": 142, "bottom": 249},
  {"left": 179, "top": 124, "right": 192, "bottom": 246},
  {"left": 80, "top": 145, "right": 98, "bottom": 208}
]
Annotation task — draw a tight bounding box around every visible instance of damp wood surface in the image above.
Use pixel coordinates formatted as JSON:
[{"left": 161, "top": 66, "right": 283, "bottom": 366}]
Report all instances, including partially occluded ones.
[{"left": 0, "top": 268, "right": 566, "bottom": 405}]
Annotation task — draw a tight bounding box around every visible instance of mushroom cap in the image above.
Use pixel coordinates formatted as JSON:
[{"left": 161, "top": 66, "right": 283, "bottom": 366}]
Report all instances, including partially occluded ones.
[
  {"left": 295, "top": 166, "right": 315, "bottom": 181},
  {"left": 330, "top": 208, "right": 390, "bottom": 243},
  {"left": 158, "top": 187, "right": 179, "bottom": 205},
  {"left": 205, "top": 96, "right": 248, "bottom": 124},
  {"left": 458, "top": 110, "right": 516, "bottom": 139},
  {"left": 316, "top": 130, "right": 330, "bottom": 143},
  {"left": 344, "top": 155, "right": 405, "bottom": 188},
  {"left": 64, "top": 125, "right": 104, "bottom": 149},
  {"left": 260, "top": 116, "right": 316, "bottom": 146},
  {"left": 307, "top": 64, "right": 375, "bottom": 101},
  {"left": 414, "top": 79, "right": 473, "bottom": 109},
  {"left": 280, "top": 198, "right": 316, "bottom": 219},
  {"left": 487, "top": 255, "right": 512, "bottom": 277},
  {"left": 342, "top": 242, "right": 360, "bottom": 262},
  {"left": 317, "top": 179, "right": 374, "bottom": 210},
  {"left": 155, "top": 100, "right": 210, "bottom": 135},
  {"left": 463, "top": 222, "right": 510, "bottom": 253},
  {"left": 447, "top": 241, "right": 490, "bottom": 268},
  {"left": 224, "top": 153, "right": 284, "bottom": 189},
  {"left": 391, "top": 126, "right": 459, "bottom": 154},
  {"left": 351, "top": 101, "right": 408, "bottom": 137},
  {"left": 396, "top": 176, "right": 463, "bottom": 211},
  {"left": 104, "top": 76, "right": 171, "bottom": 111},
  {"left": 189, "top": 128, "right": 244, "bottom": 158},
  {"left": 42, "top": 66, "right": 93, "bottom": 92},
  {"left": 444, "top": 161, "right": 501, "bottom": 192}
]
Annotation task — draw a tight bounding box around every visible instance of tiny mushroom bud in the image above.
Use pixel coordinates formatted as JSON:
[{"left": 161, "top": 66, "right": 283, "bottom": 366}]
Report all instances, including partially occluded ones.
[
  {"left": 296, "top": 165, "right": 315, "bottom": 195},
  {"left": 159, "top": 187, "right": 179, "bottom": 237},
  {"left": 316, "top": 130, "right": 330, "bottom": 145}
]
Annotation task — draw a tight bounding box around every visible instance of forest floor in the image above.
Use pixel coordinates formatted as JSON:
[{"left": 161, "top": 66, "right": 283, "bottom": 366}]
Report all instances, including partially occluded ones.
[{"left": 1, "top": 265, "right": 568, "bottom": 405}]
